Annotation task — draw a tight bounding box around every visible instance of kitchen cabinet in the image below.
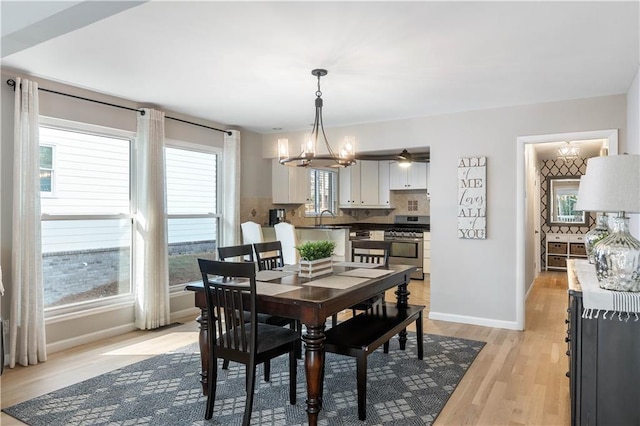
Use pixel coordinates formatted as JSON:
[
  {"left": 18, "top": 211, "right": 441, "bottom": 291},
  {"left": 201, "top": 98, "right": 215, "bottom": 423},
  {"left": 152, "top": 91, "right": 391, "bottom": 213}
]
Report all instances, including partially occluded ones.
[
  {"left": 546, "top": 233, "right": 587, "bottom": 271},
  {"left": 566, "top": 260, "right": 640, "bottom": 425},
  {"left": 389, "top": 161, "right": 428, "bottom": 190},
  {"left": 339, "top": 160, "right": 390, "bottom": 208},
  {"left": 423, "top": 232, "right": 431, "bottom": 274},
  {"left": 378, "top": 161, "right": 391, "bottom": 206},
  {"left": 271, "top": 159, "right": 310, "bottom": 204}
]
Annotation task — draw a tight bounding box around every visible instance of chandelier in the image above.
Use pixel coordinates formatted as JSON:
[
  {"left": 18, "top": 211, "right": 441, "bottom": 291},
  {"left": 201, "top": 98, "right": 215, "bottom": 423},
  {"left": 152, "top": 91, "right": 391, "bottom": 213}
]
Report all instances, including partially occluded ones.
[
  {"left": 278, "top": 69, "right": 356, "bottom": 167},
  {"left": 557, "top": 141, "right": 580, "bottom": 162}
]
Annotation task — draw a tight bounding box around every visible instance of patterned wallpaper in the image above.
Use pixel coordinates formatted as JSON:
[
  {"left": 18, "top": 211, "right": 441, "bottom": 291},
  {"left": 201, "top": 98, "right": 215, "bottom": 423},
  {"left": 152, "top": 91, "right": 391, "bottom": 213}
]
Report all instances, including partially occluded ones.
[{"left": 540, "top": 158, "right": 594, "bottom": 268}]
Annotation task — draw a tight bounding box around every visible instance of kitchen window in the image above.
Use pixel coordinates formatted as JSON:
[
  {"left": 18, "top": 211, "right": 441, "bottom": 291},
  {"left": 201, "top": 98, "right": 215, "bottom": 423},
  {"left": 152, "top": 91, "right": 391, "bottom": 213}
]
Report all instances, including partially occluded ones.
[
  {"left": 165, "top": 143, "right": 221, "bottom": 287},
  {"left": 305, "top": 168, "right": 337, "bottom": 216},
  {"left": 39, "top": 119, "right": 134, "bottom": 312}
]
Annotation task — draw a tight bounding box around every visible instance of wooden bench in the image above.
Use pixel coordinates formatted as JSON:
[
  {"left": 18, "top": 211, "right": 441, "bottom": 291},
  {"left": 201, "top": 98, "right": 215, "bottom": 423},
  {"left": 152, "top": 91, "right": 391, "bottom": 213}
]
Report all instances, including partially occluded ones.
[{"left": 324, "top": 303, "right": 425, "bottom": 420}]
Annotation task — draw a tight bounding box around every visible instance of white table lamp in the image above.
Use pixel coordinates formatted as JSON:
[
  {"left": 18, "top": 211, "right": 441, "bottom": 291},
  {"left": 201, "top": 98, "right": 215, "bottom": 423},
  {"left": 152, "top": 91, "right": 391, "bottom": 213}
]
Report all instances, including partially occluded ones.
[
  {"left": 577, "top": 155, "right": 640, "bottom": 291},
  {"left": 575, "top": 173, "right": 610, "bottom": 263}
]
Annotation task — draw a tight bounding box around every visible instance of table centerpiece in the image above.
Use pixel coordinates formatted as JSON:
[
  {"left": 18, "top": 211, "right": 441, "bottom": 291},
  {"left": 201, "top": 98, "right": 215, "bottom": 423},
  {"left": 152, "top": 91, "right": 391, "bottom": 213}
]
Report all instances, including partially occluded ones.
[{"left": 297, "top": 240, "right": 336, "bottom": 278}]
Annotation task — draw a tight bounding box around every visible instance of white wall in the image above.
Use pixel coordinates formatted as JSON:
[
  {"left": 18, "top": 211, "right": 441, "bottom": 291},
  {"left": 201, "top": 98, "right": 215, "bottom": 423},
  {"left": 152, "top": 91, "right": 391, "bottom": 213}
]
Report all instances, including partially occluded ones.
[
  {"left": 263, "top": 94, "right": 627, "bottom": 329},
  {"left": 628, "top": 67, "right": 640, "bottom": 155},
  {"left": 627, "top": 66, "right": 640, "bottom": 236},
  {"left": 524, "top": 145, "right": 540, "bottom": 294}
]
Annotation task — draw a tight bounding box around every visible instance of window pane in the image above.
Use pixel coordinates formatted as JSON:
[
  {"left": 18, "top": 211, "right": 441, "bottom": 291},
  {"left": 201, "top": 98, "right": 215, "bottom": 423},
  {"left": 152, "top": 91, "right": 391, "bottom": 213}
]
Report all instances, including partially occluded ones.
[
  {"left": 166, "top": 147, "right": 217, "bottom": 215},
  {"left": 40, "top": 145, "right": 53, "bottom": 193},
  {"left": 40, "top": 170, "right": 52, "bottom": 192},
  {"left": 42, "top": 219, "right": 131, "bottom": 308},
  {"left": 305, "top": 169, "right": 337, "bottom": 215},
  {"left": 166, "top": 146, "right": 219, "bottom": 286},
  {"left": 168, "top": 217, "right": 218, "bottom": 286},
  {"left": 39, "top": 124, "right": 133, "bottom": 310},
  {"left": 40, "top": 127, "right": 130, "bottom": 215},
  {"left": 40, "top": 145, "right": 53, "bottom": 168}
]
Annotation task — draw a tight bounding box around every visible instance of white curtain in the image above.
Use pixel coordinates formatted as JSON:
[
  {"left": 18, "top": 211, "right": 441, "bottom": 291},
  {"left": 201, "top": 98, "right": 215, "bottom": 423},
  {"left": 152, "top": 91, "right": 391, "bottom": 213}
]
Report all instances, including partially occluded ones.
[
  {"left": 222, "top": 130, "right": 241, "bottom": 246},
  {"left": 134, "top": 108, "right": 170, "bottom": 330},
  {"left": 10, "top": 77, "right": 47, "bottom": 367}
]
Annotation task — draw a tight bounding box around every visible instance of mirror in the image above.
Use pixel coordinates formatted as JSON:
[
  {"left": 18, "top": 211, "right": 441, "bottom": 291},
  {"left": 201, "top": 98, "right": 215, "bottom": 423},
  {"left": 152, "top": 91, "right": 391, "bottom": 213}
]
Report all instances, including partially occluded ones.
[{"left": 548, "top": 176, "right": 587, "bottom": 225}]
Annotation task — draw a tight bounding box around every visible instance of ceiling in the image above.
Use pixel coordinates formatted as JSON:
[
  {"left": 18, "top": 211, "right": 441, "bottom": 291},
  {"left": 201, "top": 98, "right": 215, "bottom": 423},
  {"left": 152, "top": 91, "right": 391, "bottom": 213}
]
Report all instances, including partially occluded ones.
[{"left": 1, "top": 1, "right": 638, "bottom": 135}]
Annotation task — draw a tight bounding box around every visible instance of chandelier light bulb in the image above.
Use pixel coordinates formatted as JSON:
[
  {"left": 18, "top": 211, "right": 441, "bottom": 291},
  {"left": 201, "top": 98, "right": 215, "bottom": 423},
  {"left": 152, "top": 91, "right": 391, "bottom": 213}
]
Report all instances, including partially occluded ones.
[{"left": 277, "top": 138, "right": 289, "bottom": 160}]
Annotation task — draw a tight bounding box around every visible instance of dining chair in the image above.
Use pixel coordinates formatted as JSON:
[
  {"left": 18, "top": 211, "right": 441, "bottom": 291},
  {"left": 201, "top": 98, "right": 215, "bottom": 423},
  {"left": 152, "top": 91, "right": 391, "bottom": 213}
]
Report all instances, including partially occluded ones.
[
  {"left": 253, "top": 240, "right": 303, "bottom": 359},
  {"left": 217, "top": 244, "right": 296, "bottom": 379},
  {"left": 198, "top": 259, "right": 298, "bottom": 425},
  {"left": 217, "top": 243, "right": 254, "bottom": 263},
  {"left": 240, "top": 221, "right": 264, "bottom": 245},
  {"left": 253, "top": 241, "right": 285, "bottom": 271},
  {"left": 331, "top": 240, "right": 391, "bottom": 327},
  {"left": 274, "top": 222, "right": 299, "bottom": 265},
  {"left": 218, "top": 245, "right": 298, "bottom": 320}
]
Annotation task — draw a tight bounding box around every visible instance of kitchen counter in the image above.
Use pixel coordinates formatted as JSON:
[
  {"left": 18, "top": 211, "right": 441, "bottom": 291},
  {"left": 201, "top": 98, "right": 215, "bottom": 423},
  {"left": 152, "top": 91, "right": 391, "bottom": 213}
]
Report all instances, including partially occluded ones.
[
  {"left": 262, "top": 225, "right": 350, "bottom": 262},
  {"left": 295, "top": 225, "right": 352, "bottom": 230},
  {"left": 264, "top": 222, "right": 431, "bottom": 232}
]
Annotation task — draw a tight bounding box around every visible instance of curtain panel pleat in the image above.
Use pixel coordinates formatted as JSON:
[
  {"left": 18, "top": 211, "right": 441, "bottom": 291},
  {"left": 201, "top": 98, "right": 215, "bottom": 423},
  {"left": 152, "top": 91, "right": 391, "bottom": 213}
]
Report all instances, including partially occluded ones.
[
  {"left": 9, "top": 77, "right": 47, "bottom": 367},
  {"left": 222, "top": 130, "right": 241, "bottom": 247},
  {"left": 134, "top": 108, "right": 170, "bottom": 330}
]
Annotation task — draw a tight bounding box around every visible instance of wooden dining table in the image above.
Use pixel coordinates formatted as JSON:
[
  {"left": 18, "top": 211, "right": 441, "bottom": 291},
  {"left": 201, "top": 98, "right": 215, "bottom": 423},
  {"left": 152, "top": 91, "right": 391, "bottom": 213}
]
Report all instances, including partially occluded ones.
[{"left": 185, "top": 262, "right": 416, "bottom": 425}]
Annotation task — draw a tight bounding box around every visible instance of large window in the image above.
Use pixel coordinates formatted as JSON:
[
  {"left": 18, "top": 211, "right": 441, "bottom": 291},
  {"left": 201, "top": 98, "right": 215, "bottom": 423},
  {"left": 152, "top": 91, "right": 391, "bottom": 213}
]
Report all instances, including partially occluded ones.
[
  {"left": 165, "top": 145, "right": 220, "bottom": 286},
  {"left": 40, "top": 121, "right": 134, "bottom": 310},
  {"left": 305, "top": 168, "right": 337, "bottom": 216}
]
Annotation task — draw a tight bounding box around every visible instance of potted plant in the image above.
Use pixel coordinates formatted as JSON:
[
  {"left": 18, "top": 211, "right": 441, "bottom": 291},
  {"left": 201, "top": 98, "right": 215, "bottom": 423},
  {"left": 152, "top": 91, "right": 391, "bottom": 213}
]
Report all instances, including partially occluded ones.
[{"left": 296, "top": 240, "right": 336, "bottom": 278}]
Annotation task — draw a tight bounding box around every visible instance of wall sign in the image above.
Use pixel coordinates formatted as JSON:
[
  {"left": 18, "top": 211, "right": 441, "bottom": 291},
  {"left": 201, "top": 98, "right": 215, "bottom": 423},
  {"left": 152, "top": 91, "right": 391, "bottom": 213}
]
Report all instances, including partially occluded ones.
[{"left": 458, "top": 157, "right": 487, "bottom": 239}]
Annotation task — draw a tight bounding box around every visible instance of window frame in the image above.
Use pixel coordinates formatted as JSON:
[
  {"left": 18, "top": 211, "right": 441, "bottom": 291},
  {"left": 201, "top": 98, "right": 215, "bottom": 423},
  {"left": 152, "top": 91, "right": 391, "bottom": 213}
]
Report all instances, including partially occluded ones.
[
  {"left": 39, "top": 116, "right": 136, "bottom": 319},
  {"left": 165, "top": 138, "right": 223, "bottom": 291},
  {"left": 305, "top": 167, "right": 338, "bottom": 217}
]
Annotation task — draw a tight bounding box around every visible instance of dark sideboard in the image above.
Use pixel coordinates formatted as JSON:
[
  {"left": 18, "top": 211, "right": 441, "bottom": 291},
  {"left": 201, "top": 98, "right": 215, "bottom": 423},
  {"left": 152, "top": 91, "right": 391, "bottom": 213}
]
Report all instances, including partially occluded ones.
[{"left": 566, "top": 260, "right": 640, "bottom": 425}]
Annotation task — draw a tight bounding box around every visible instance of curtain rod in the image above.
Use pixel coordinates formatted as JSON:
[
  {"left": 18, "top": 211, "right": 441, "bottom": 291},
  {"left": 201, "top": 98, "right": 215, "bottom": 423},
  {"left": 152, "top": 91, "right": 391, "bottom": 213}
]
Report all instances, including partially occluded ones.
[{"left": 6, "top": 79, "right": 232, "bottom": 136}]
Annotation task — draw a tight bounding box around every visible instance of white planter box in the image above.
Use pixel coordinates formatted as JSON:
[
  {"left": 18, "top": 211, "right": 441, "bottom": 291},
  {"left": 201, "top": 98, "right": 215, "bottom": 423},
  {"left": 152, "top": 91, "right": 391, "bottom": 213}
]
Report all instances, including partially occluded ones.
[{"left": 299, "top": 257, "right": 333, "bottom": 279}]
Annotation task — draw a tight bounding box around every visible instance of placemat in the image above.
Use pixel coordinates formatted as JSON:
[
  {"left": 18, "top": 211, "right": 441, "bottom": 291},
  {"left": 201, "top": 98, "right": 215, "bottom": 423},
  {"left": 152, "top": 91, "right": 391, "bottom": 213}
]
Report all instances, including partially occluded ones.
[
  {"left": 302, "top": 275, "right": 368, "bottom": 290},
  {"left": 339, "top": 268, "right": 392, "bottom": 278},
  {"left": 256, "top": 281, "right": 302, "bottom": 296},
  {"left": 277, "top": 264, "right": 300, "bottom": 272},
  {"left": 256, "top": 269, "right": 296, "bottom": 281},
  {"left": 333, "top": 261, "right": 380, "bottom": 269}
]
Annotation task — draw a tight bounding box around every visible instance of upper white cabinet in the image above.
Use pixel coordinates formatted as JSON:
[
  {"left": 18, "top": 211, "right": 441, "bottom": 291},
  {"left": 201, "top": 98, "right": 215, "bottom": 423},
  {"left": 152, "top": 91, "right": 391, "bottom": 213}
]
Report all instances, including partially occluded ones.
[
  {"left": 339, "top": 160, "right": 390, "bottom": 208},
  {"left": 378, "top": 161, "right": 391, "bottom": 206},
  {"left": 389, "top": 161, "right": 428, "bottom": 190},
  {"left": 272, "top": 159, "right": 310, "bottom": 204}
]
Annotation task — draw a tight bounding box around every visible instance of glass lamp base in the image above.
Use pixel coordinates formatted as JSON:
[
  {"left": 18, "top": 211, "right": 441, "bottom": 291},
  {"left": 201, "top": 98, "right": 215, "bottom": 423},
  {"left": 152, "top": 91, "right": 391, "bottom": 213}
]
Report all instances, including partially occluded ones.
[
  {"left": 593, "top": 216, "right": 640, "bottom": 292},
  {"left": 584, "top": 213, "right": 610, "bottom": 264}
]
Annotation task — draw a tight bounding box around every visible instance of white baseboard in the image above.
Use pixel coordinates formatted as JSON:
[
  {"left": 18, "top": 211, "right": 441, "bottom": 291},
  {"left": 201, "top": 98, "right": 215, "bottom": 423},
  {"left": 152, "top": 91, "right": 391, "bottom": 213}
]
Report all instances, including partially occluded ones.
[
  {"left": 171, "top": 308, "right": 200, "bottom": 322},
  {"left": 525, "top": 278, "right": 536, "bottom": 300},
  {"left": 429, "top": 311, "right": 522, "bottom": 331},
  {"left": 45, "top": 308, "right": 200, "bottom": 355},
  {"left": 47, "top": 323, "right": 137, "bottom": 354}
]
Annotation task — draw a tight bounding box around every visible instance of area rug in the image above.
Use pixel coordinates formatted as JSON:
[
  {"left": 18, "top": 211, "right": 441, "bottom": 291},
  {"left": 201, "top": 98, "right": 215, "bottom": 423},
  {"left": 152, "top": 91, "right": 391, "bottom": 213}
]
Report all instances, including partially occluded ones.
[{"left": 3, "top": 334, "right": 484, "bottom": 425}]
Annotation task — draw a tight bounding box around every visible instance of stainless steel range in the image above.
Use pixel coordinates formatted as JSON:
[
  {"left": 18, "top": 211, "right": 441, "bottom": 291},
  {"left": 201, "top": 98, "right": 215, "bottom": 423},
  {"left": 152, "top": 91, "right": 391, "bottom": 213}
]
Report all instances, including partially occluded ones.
[{"left": 384, "top": 215, "right": 429, "bottom": 280}]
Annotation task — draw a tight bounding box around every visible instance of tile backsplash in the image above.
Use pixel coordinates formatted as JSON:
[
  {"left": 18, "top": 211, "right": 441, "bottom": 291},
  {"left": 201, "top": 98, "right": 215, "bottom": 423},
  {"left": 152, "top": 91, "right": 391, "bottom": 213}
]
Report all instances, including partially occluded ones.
[{"left": 241, "top": 189, "right": 429, "bottom": 227}]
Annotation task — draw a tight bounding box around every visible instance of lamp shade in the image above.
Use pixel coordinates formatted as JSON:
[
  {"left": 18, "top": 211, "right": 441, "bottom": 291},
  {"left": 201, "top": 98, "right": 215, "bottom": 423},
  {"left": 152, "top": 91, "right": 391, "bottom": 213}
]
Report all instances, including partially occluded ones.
[
  {"left": 574, "top": 173, "right": 597, "bottom": 211},
  {"left": 575, "top": 155, "right": 640, "bottom": 214}
]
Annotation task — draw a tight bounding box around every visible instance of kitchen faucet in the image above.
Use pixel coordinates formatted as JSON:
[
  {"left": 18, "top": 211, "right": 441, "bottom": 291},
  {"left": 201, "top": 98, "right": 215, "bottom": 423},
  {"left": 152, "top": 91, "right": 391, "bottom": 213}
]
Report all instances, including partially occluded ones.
[{"left": 317, "top": 209, "right": 335, "bottom": 226}]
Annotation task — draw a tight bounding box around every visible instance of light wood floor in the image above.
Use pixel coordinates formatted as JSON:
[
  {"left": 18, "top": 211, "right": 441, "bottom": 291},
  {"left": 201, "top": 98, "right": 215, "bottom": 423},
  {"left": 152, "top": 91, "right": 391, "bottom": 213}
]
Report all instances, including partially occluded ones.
[{"left": 0, "top": 272, "right": 570, "bottom": 425}]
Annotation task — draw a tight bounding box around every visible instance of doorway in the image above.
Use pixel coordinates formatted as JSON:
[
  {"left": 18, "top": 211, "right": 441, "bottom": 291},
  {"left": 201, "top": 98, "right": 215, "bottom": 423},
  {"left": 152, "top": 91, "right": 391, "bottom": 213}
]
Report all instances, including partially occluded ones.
[{"left": 516, "top": 129, "right": 619, "bottom": 330}]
